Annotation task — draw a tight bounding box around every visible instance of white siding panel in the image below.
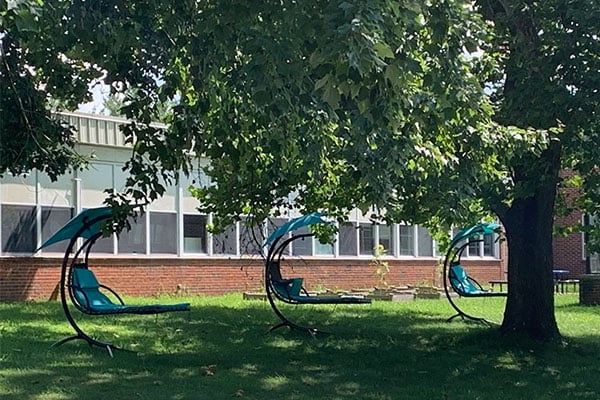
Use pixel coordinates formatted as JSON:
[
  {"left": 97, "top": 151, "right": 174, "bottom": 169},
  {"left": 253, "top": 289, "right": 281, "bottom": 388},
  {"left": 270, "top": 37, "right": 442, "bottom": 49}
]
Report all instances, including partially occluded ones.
[
  {"left": 38, "top": 171, "right": 73, "bottom": 207},
  {"left": 1, "top": 174, "right": 36, "bottom": 204},
  {"left": 80, "top": 163, "right": 114, "bottom": 207}
]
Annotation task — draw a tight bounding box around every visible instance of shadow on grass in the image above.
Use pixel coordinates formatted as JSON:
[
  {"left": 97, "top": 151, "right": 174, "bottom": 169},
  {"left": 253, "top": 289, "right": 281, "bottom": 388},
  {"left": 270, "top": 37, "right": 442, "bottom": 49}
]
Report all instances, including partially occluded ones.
[{"left": 2, "top": 297, "right": 600, "bottom": 399}]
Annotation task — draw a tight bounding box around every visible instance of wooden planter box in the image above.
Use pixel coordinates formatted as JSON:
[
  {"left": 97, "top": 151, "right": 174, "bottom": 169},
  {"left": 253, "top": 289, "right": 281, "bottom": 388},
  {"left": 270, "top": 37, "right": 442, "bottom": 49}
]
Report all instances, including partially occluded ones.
[{"left": 413, "top": 286, "right": 441, "bottom": 300}]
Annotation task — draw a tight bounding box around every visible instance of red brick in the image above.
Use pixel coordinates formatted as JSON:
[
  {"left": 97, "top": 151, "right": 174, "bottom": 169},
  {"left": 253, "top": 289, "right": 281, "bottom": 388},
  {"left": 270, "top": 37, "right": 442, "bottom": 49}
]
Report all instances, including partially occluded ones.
[{"left": 0, "top": 256, "right": 506, "bottom": 301}]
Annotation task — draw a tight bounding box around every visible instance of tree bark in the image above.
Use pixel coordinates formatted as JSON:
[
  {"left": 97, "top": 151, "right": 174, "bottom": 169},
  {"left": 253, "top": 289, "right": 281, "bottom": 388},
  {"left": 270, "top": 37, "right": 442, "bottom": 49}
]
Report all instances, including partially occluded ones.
[
  {"left": 477, "top": 0, "right": 563, "bottom": 341},
  {"left": 497, "top": 145, "right": 562, "bottom": 341}
]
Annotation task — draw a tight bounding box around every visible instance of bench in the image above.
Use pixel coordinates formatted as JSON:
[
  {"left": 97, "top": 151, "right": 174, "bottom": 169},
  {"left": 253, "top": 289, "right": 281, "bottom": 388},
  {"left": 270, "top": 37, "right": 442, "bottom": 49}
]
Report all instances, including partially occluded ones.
[
  {"left": 488, "top": 280, "right": 508, "bottom": 292},
  {"left": 556, "top": 279, "right": 579, "bottom": 294}
]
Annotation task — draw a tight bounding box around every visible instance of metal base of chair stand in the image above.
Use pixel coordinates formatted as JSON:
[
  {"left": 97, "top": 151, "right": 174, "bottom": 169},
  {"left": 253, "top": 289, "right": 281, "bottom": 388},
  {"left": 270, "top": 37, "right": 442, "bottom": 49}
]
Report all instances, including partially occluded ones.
[
  {"left": 446, "top": 311, "right": 493, "bottom": 326},
  {"left": 51, "top": 333, "right": 117, "bottom": 357},
  {"left": 267, "top": 320, "right": 322, "bottom": 338},
  {"left": 265, "top": 286, "right": 328, "bottom": 337}
]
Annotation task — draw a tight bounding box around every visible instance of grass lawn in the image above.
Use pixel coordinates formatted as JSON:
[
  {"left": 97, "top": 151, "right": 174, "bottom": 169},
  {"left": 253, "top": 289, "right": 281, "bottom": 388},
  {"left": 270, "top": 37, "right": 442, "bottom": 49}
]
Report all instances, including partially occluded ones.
[{"left": 1, "top": 293, "right": 600, "bottom": 399}]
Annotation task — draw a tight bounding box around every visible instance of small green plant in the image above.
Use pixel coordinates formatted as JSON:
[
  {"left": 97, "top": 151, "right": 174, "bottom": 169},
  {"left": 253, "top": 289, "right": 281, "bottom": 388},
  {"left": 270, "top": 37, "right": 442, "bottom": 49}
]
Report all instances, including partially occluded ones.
[{"left": 371, "top": 244, "right": 390, "bottom": 288}]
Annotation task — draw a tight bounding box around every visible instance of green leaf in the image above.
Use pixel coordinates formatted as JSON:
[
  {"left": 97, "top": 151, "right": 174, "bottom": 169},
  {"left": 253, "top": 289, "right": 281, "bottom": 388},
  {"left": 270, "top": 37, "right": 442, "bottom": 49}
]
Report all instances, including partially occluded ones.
[
  {"left": 373, "top": 42, "right": 395, "bottom": 60},
  {"left": 323, "top": 84, "right": 340, "bottom": 108}
]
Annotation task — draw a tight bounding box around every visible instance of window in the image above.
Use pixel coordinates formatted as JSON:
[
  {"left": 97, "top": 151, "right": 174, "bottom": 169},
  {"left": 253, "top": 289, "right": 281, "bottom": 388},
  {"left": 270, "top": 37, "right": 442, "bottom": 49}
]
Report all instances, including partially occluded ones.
[
  {"left": 338, "top": 222, "right": 357, "bottom": 256},
  {"left": 118, "top": 215, "right": 147, "bottom": 254},
  {"left": 359, "top": 223, "right": 375, "bottom": 255},
  {"left": 417, "top": 226, "right": 434, "bottom": 257},
  {"left": 91, "top": 234, "right": 115, "bottom": 254},
  {"left": 460, "top": 229, "right": 497, "bottom": 257},
  {"left": 41, "top": 206, "right": 73, "bottom": 253},
  {"left": 314, "top": 239, "right": 333, "bottom": 255},
  {"left": 266, "top": 217, "right": 289, "bottom": 244},
  {"left": 184, "top": 214, "right": 207, "bottom": 253},
  {"left": 240, "top": 219, "right": 263, "bottom": 255},
  {"left": 150, "top": 212, "right": 177, "bottom": 254},
  {"left": 378, "top": 224, "right": 393, "bottom": 255},
  {"left": 468, "top": 239, "right": 480, "bottom": 256},
  {"left": 2, "top": 205, "right": 36, "bottom": 253},
  {"left": 292, "top": 226, "right": 312, "bottom": 256},
  {"left": 213, "top": 224, "right": 237, "bottom": 255},
  {"left": 483, "top": 234, "right": 496, "bottom": 257},
  {"left": 398, "top": 225, "right": 414, "bottom": 256}
]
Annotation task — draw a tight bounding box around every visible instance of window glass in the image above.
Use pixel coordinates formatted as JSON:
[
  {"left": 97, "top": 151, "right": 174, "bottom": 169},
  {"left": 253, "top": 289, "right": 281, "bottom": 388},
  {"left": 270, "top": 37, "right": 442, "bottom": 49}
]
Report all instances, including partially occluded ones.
[
  {"left": 150, "top": 212, "right": 177, "bottom": 254},
  {"left": 314, "top": 239, "right": 333, "bottom": 255},
  {"left": 291, "top": 226, "right": 312, "bottom": 256},
  {"left": 40, "top": 206, "right": 73, "bottom": 253},
  {"left": 483, "top": 234, "right": 496, "bottom": 257},
  {"left": 398, "top": 225, "right": 414, "bottom": 256},
  {"left": 91, "top": 234, "right": 115, "bottom": 254},
  {"left": 184, "top": 214, "right": 207, "bottom": 253},
  {"left": 468, "top": 239, "right": 481, "bottom": 257},
  {"left": 213, "top": 224, "right": 237, "bottom": 255},
  {"left": 240, "top": 219, "right": 263, "bottom": 255},
  {"left": 417, "top": 226, "right": 434, "bottom": 257},
  {"left": 452, "top": 228, "right": 464, "bottom": 243},
  {"left": 455, "top": 228, "right": 496, "bottom": 258},
  {"left": 359, "top": 223, "right": 375, "bottom": 255},
  {"left": 379, "top": 224, "right": 393, "bottom": 255},
  {"left": 118, "top": 215, "right": 147, "bottom": 254},
  {"left": 1, "top": 204, "right": 36, "bottom": 253},
  {"left": 338, "top": 222, "right": 357, "bottom": 256}
]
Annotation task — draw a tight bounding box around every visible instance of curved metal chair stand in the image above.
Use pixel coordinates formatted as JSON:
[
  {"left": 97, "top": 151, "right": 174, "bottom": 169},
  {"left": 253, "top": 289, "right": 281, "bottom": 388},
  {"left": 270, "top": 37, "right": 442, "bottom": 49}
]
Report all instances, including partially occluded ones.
[
  {"left": 442, "top": 223, "right": 507, "bottom": 325},
  {"left": 265, "top": 215, "right": 371, "bottom": 336},
  {"left": 41, "top": 208, "right": 190, "bottom": 356}
]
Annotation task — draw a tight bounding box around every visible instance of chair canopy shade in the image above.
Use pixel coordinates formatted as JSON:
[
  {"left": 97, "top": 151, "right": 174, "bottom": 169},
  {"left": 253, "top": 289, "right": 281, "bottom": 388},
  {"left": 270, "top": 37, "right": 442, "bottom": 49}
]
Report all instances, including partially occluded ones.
[
  {"left": 450, "top": 222, "right": 500, "bottom": 248},
  {"left": 265, "top": 212, "right": 330, "bottom": 245},
  {"left": 39, "top": 207, "right": 112, "bottom": 249}
]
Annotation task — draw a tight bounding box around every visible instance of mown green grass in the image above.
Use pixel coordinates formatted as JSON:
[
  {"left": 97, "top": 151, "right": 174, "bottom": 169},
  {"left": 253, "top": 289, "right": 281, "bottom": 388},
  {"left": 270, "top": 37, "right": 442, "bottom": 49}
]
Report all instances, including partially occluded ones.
[{"left": 1, "top": 294, "right": 600, "bottom": 400}]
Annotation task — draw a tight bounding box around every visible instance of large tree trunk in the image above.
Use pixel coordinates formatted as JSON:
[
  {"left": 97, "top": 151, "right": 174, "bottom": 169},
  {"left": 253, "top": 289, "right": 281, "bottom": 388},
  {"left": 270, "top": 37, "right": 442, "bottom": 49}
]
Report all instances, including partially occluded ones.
[
  {"left": 477, "top": 0, "right": 563, "bottom": 341},
  {"left": 497, "top": 146, "right": 561, "bottom": 341}
]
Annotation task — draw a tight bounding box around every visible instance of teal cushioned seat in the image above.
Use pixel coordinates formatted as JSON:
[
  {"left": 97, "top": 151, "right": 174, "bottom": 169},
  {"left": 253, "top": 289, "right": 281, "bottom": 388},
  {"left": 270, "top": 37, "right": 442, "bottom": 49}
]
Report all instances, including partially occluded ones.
[
  {"left": 272, "top": 276, "right": 369, "bottom": 304},
  {"left": 450, "top": 265, "right": 506, "bottom": 297},
  {"left": 272, "top": 277, "right": 304, "bottom": 298},
  {"left": 71, "top": 268, "right": 190, "bottom": 315}
]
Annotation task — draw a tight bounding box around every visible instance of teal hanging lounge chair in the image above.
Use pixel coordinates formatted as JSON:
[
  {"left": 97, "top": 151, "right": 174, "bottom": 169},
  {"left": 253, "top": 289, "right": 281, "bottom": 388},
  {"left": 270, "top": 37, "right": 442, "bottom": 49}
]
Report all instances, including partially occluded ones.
[
  {"left": 264, "top": 213, "right": 370, "bottom": 335},
  {"left": 442, "top": 223, "right": 507, "bottom": 324},
  {"left": 39, "top": 207, "right": 190, "bottom": 356}
]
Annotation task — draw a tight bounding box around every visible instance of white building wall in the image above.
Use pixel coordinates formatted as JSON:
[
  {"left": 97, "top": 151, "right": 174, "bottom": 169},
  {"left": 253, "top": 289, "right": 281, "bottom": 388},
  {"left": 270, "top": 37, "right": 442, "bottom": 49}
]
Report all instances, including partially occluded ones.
[{"left": 0, "top": 112, "right": 493, "bottom": 261}]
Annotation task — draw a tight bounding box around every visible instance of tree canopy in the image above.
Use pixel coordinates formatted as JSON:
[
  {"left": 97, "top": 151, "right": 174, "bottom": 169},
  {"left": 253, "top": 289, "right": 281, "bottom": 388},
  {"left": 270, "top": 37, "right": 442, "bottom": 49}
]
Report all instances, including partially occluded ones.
[
  {"left": 2, "top": 0, "right": 600, "bottom": 341},
  {"left": 0, "top": 1, "right": 88, "bottom": 179}
]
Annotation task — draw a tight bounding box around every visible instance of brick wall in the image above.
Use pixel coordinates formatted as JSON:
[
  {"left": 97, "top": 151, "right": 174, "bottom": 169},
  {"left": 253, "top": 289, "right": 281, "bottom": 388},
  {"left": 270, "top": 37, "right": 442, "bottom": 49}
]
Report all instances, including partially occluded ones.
[
  {"left": 553, "top": 212, "right": 587, "bottom": 279},
  {"left": 553, "top": 169, "right": 588, "bottom": 279},
  {"left": 0, "top": 256, "right": 505, "bottom": 301},
  {"left": 580, "top": 274, "right": 600, "bottom": 305}
]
